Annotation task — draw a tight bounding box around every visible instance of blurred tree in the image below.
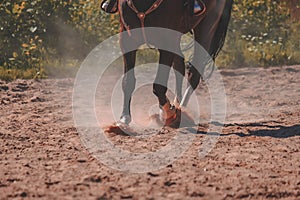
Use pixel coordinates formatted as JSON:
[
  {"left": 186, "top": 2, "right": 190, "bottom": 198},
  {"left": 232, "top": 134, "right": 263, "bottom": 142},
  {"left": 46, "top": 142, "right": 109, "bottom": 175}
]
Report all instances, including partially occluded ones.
[
  {"left": 0, "top": 0, "right": 299, "bottom": 80},
  {"left": 218, "top": 0, "right": 300, "bottom": 67},
  {"left": 284, "top": 0, "right": 299, "bottom": 20},
  {"left": 0, "top": 0, "right": 118, "bottom": 78}
]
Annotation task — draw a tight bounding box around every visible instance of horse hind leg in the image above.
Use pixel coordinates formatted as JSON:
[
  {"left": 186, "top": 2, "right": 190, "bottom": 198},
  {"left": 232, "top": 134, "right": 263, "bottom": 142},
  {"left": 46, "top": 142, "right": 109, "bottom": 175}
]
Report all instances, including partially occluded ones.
[
  {"left": 180, "top": 62, "right": 201, "bottom": 107},
  {"left": 153, "top": 49, "right": 177, "bottom": 125},
  {"left": 180, "top": 0, "right": 228, "bottom": 107}
]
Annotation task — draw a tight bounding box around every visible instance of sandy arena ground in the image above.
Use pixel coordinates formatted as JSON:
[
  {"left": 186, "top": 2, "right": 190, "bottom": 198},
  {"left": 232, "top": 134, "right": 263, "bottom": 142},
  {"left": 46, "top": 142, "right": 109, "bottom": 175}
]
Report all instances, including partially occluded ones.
[{"left": 0, "top": 65, "right": 299, "bottom": 199}]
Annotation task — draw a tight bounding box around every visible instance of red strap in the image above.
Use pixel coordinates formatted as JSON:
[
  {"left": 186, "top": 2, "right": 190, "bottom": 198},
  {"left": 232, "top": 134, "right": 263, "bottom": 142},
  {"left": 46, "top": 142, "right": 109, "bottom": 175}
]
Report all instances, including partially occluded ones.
[
  {"left": 126, "top": 0, "right": 164, "bottom": 17},
  {"left": 124, "top": 0, "right": 164, "bottom": 46}
]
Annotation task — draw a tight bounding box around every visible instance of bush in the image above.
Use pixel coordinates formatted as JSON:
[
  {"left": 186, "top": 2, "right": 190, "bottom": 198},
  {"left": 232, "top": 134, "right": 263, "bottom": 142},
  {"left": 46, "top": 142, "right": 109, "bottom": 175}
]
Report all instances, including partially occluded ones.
[
  {"left": 218, "top": 0, "right": 300, "bottom": 68},
  {"left": 0, "top": 0, "right": 118, "bottom": 80},
  {"left": 0, "top": 0, "right": 299, "bottom": 80}
]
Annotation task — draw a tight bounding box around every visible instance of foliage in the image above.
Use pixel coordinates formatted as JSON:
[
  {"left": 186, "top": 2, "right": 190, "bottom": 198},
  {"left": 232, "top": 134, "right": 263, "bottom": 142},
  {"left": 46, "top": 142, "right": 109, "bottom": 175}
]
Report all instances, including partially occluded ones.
[
  {"left": 0, "top": 0, "right": 117, "bottom": 80},
  {"left": 218, "top": 0, "right": 300, "bottom": 68},
  {"left": 0, "top": 0, "right": 299, "bottom": 80},
  {"left": 0, "top": 1, "right": 45, "bottom": 73}
]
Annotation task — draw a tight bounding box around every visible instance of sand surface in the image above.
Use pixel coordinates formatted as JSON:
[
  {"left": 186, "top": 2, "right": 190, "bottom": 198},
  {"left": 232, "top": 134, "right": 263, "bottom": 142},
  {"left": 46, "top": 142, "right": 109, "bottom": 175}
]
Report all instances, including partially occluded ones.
[{"left": 0, "top": 65, "right": 299, "bottom": 199}]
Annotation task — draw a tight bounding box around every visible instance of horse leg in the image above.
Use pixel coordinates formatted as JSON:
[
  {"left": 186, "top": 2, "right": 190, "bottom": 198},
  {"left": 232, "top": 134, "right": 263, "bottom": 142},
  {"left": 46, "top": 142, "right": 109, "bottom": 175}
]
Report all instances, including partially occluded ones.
[
  {"left": 119, "top": 50, "right": 137, "bottom": 125},
  {"left": 180, "top": 0, "right": 227, "bottom": 107},
  {"left": 172, "top": 54, "right": 185, "bottom": 108},
  {"left": 180, "top": 61, "right": 201, "bottom": 107},
  {"left": 194, "top": 0, "right": 227, "bottom": 55},
  {"left": 153, "top": 49, "right": 176, "bottom": 124},
  {"left": 179, "top": 35, "right": 203, "bottom": 107}
]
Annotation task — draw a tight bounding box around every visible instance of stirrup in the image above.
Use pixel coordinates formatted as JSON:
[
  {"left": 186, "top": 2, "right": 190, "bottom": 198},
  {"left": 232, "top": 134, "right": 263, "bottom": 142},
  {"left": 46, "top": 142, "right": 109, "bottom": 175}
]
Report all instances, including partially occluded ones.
[
  {"left": 194, "top": 0, "right": 205, "bottom": 16},
  {"left": 101, "top": 0, "right": 118, "bottom": 14}
]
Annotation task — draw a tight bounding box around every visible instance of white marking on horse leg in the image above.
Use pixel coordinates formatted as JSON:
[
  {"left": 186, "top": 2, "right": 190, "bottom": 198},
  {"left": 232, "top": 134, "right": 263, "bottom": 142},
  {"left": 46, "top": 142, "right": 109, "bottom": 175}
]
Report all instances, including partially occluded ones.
[
  {"left": 180, "top": 86, "right": 194, "bottom": 108},
  {"left": 119, "top": 114, "right": 132, "bottom": 125},
  {"left": 173, "top": 96, "right": 181, "bottom": 108}
]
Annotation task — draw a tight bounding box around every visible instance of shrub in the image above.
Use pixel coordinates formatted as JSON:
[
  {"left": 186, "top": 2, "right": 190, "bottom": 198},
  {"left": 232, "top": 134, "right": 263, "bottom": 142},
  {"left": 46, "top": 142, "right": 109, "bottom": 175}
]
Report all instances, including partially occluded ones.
[
  {"left": 0, "top": 0, "right": 299, "bottom": 80},
  {"left": 217, "top": 0, "right": 300, "bottom": 68}
]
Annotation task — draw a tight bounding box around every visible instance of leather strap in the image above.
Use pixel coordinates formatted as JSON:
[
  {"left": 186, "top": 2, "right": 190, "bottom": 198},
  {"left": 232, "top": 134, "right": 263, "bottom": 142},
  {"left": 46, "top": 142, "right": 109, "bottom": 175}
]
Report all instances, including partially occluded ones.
[
  {"left": 121, "top": 0, "right": 164, "bottom": 46},
  {"left": 126, "top": 0, "right": 164, "bottom": 16}
]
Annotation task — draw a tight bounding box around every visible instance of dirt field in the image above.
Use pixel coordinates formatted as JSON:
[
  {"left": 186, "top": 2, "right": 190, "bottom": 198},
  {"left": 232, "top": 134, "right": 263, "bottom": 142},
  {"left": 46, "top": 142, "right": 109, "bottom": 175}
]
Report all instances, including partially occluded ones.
[{"left": 0, "top": 65, "right": 299, "bottom": 199}]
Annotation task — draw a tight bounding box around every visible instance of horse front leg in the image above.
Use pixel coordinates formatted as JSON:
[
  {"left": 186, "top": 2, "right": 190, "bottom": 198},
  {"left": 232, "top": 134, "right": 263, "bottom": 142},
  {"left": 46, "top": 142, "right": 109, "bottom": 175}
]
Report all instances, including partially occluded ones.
[
  {"left": 119, "top": 50, "right": 137, "bottom": 125},
  {"left": 172, "top": 54, "right": 185, "bottom": 108},
  {"left": 153, "top": 50, "right": 176, "bottom": 125}
]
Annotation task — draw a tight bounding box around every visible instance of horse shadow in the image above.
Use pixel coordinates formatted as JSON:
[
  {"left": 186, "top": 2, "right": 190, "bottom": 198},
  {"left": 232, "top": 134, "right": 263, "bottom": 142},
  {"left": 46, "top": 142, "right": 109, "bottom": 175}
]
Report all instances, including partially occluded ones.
[
  {"left": 196, "top": 121, "right": 300, "bottom": 139},
  {"left": 105, "top": 119, "right": 299, "bottom": 139}
]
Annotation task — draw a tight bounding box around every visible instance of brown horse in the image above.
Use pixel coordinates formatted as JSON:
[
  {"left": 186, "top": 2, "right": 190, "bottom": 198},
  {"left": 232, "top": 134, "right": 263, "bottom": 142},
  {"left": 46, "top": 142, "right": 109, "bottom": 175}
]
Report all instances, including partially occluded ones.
[{"left": 117, "top": 0, "right": 233, "bottom": 126}]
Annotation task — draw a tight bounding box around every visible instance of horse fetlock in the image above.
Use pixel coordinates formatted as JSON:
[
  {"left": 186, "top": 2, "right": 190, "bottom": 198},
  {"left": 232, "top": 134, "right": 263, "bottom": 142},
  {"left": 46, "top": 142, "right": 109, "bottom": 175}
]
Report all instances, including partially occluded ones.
[
  {"left": 119, "top": 114, "right": 132, "bottom": 125},
  {"left": 159, "top": 101, "right": 177, "bottom": 122},
  {"left": 180, "top": 86, "right": 194, "bottom": 107}
]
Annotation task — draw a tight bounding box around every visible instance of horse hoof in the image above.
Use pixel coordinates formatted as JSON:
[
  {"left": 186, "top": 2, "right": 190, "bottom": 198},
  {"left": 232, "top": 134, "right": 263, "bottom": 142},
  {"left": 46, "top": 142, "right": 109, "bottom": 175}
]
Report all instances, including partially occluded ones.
[
  {"left": 119, "top": 115, "right": 131, "bottom": 125},
  {"left": 159, "top": 101, "right": 177, "bottom": 126}
]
